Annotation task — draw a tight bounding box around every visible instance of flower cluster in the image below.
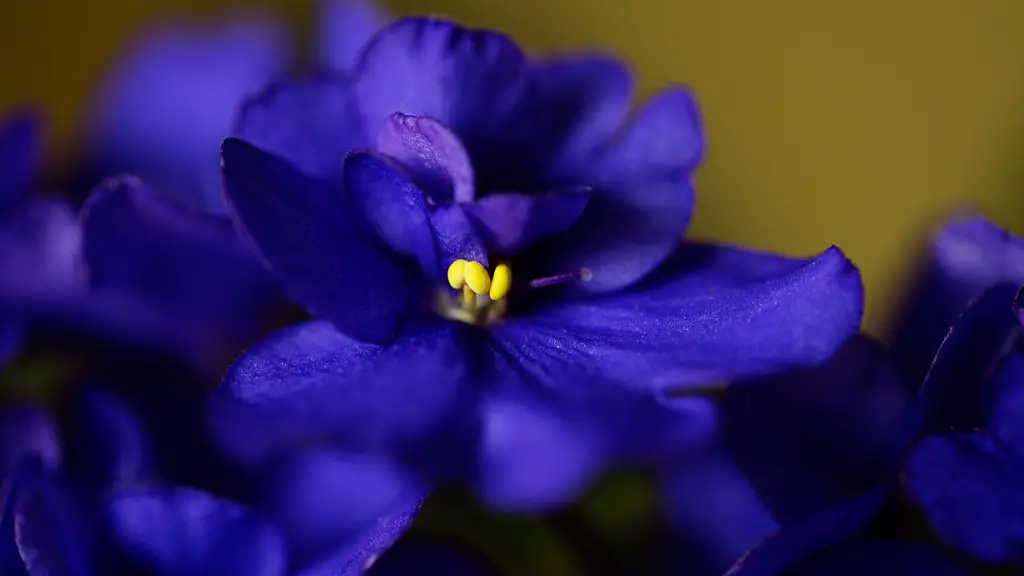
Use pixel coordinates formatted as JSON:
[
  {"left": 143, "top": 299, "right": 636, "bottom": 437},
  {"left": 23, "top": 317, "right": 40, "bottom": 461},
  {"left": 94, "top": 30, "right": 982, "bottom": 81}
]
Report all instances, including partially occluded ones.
[{"left": 0, "top": 2, "right": 1019, "bottom": 574}]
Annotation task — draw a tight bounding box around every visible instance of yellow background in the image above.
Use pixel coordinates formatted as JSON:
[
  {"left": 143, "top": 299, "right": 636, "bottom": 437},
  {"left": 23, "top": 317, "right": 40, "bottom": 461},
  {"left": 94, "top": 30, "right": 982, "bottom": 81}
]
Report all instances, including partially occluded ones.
[{"left": 4, "top": 0, "right": 1023, "bottom": 336}]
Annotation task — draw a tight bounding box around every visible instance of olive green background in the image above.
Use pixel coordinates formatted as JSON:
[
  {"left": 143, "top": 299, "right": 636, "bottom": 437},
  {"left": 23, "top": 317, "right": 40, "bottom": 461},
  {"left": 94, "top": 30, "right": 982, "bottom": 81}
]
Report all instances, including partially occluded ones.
[{"left": 4, "top": 0, "right": 1023, "bottom": 337}]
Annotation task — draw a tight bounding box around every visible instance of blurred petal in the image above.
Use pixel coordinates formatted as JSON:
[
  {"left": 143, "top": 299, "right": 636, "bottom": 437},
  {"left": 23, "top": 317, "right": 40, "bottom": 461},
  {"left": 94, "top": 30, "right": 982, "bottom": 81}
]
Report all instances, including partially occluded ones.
[
  {"left": 88, "top": 15, "right": 288, "bottom": 213},
  {"left": 537, "top": 88, "right": 702, "bottom": 293},
  {"left": 889, "top": 216, "right": 1024, "bottom": 387},
  {"left": 902, "top": 432, "right": 1024, "bottom": 564},
  {"left": 12, "top": 462, "right": 91, "bottom": 576},
  {"left": 984, "top": 351, "right": 1024, "bottom": 459},
  {"left": 295, "top": 499, "right": 423, "bottom": 576},
  {"left": 464, "top": 188, "right": 590, "bottom": 255},
  {"left": 107, "top": 487, "right": 286, "bottom": 576},
  {"left": 0, "top": 404, "right": 60, "bottom": 477},
  {"left": 494, "top": 243, "right": 863, "bottom": 394},
  {"left": 66, "top": 388, "right": 154, "bottom": 496},
  {"left": 794, "top": 539, "right": 974, "bottom": 576},
  {"left": 353, "top": 19, "right": 528, "bottom": 143},
  {"left": 221, "top": 138, "right": 422, "bottom": 343},
  {"left": 234, "top": 77, "right": 366, "bottom": 180},
  {"left": 208, "top": 320, "right": 476, "bottom": 474},
  {"left": 369, "top": 535, "right": 493, "bottom": 575},
  {"left": 0, "top": 319, "right": 19, "bottom": 366},
  {"left": 722, "top": 336, "right": 910, "bottom": 524},
  {"left": 0, "top": 108, "right": 41, "bottom": 209},
  {"left": 264, "top": 449, "right": 426, "bottom": 562},
  {"left": 81, "top": 176, "right": 283, "bottom": 352},
  {"left": 318, "top": 0, "right": 388, "bottom": 72},
  {"left": 0, "top": 198, "right": 81, "bottom": 291}
]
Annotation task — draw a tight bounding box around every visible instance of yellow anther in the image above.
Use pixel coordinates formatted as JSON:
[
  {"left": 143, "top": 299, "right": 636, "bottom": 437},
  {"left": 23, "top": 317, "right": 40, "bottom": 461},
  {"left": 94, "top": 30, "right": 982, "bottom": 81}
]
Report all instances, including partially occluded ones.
[
  {"left": 489, "top": 263, "right": 512, "bottom": 301},
  {"left": 447, "top": 259, "right": 468, "bottom": 289},
  {"left": 463, "top": 261, "right": 491, "bottom": 295}
]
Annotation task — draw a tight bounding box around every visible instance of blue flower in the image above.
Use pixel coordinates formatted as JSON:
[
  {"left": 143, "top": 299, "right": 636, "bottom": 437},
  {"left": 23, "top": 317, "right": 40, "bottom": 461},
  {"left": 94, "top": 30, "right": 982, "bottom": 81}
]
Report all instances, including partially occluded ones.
[
  {"left": 209, "top": 17, "right": 864, "bottom": 508},
  {"left": 84, "top": 1, "right": 386, "bottom": 215},
  {"left": 0, "top": 388, "right": 433, "bottom": 575}
]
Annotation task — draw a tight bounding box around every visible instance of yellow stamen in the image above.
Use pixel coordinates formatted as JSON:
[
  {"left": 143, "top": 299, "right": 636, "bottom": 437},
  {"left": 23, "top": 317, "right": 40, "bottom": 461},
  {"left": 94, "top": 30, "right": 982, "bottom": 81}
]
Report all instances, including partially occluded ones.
[
  {"left": 447, "top": 259, "right": 468, "bottom": 289},
  {"left": 463, "top": 261, "right": 491, "bottom": 295},
  {"left": 489, "top": 263, "right": 512, "bottom": 301}
]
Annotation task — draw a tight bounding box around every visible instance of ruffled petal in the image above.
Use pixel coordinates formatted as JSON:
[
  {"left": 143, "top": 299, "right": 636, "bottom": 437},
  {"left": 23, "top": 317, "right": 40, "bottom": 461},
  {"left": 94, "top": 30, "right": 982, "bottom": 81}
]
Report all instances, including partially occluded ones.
[
  {"left": 263, "top": 449, "right": 426, "bottom": 563},
  {"left": 535, "top": 88, "right": 702, "bottom": 293},
  {"left": 234, "top": 76, "right": 368, "bottom": 180},
  {"left": 221, "top": 138, "right": 422, "bottom": 343},
  {"left": 106, "top": 487, "right": 286, "bottom": 576},
  {"left": 463, "top": 188, "right": 590, "bottom": 255},
  {"left": 493, "top": 243, "right": 863, "bottom": 394},
  {"left": 65, "top": 388, "right": 154, "bottom": 496},
  {"left": 81, "top": 175, "right": 283, "bottom": 354},
  {"left": 318, "top": 0, "right": 388, "bottom": 72},
  {"left": 353, "top": 19, "right": 528, "bottom": 148},
  {"left": 376, "top": 113, "right": 474, "bottom": 204},
  {"left": 208, "top": 320, "right": 476, "bottom": 474},
  {"left": 0, "top": 403, "right": 61, "bottom": 478},
  {"left": 889, "top": 216, "right": 1024, "bottom": 387},
  {"left": 722, "top": 336, "right": 910, "bottom": 524},
  {"left": 294, "top": 499, "right": 423, "bottom": 576},
  {"left": 793, "top": 539, "right": 975, "bottom": 576},
  {"left": 0, "top": 108, "right": 41, "bottom": 210},
  {"left": 87, "top": 16, "right": 288, "bottom": 214},
  {"left": 343, "top": 151, "right": 438, "bottom": 276},
  {"left": 902, "top": 432, "right": 1024, "bottom": 564}
]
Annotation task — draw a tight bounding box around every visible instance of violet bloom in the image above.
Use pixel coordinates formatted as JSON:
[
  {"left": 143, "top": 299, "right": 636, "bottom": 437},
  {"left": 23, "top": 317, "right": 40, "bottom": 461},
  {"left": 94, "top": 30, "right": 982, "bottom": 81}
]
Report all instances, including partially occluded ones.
[
  {"left": 85, "top": 1, "right": 386, "bottom": 214},
  {"left": 725, "top": 283, "right": 1024, "bottom": 574},
  {"left": 209, "top": 17, "right": 864, "bottom": 501}
]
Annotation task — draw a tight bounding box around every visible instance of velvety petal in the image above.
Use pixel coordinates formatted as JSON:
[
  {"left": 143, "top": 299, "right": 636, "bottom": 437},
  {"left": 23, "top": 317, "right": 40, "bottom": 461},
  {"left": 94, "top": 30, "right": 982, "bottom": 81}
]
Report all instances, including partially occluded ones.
[
  {"left": 429, "top": 204, "right": 489, "bottom": 270},
  {"left": 529, "top": 54, "right": 632, "bottom": 178},
  {"left": 66, "top": 388, "right": 154, "bottom": 496},
  {"left": 0, "top": 108, "right": 41, "bottom": 210},
  {"left": 369, "top": 535, "right": 493, "bottom": 575},
  {"left": 106, "top": 487, "right": 286, "bottom": 576},
  {"left": 889, "top": 216, "right": 1024, "bottom": 387},
  {"left": 494, "top": 243, "right": 863, "bottom": 394},
  {"left": 0, "top": 404, "right": 61, "bottom": 478},
  {"left": 722, "top": 335, "right": 910, "bottom": 524},
  {"left": 660, "top": 449, "right": 778, "bottom": 575},
  {"left": 902, "top": 432, "right": 1024, "bottom": 564},
  {"left": 343, "top": 151, "right": 438, "bottom": 276},
  {"left": 222, "top": 138, "right": 421, "bottom": 343},
  {"left": 81, "top": 175, "right": 283, "bottom": 352},
  {"left": 353, "top": 19, "right": 528, "bottom": 145},
  {"left": 376, "top": 113, "right": 474, "bottom": 204},
  {"left": 11, "top": 462, "right": 92, "bottom": 576},
  {"left": 318, "top": 0, "right": 388, "bottom": 72},
  {"left": 794, "top": 539, "right": 975, "bottom": 576},
  {"left": 463, "top": 188, "right": 590, "bottom": 255},
  {"left": 294, "top": 498, "right": 423, "bottom": 576},
  {"left": 264, "top": 449, "right": 426, "bottom": 562},
  {"left": 537, "top": 87, "right": 702, "bottom": 293},
  {"left": 725, "top": 486, "right": 890, "bottom": 576},
  {"left": 88, "top": 16, "right": 288, "bottom": 214},
  {"left": 984, "top": 351, "right": 1024, "bottom": 459},
  {"left": 234, "top": 76, "right": 368, "bottom": 180},
  {"left": 208, "top": 320, "right": 476, "bottom": 476}
]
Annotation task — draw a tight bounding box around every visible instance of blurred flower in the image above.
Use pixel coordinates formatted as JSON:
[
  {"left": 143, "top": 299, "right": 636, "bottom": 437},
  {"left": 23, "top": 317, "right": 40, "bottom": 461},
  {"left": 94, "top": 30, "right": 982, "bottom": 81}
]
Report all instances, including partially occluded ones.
[
  {"left": 209, "top": 17, "right": 864, "bottom": 511},
  {"left": 83, "top": 1, "right": 387, "bottom": 215},
  {"left": 725, "top": 283, "right": 1024, "bottom": 574}
]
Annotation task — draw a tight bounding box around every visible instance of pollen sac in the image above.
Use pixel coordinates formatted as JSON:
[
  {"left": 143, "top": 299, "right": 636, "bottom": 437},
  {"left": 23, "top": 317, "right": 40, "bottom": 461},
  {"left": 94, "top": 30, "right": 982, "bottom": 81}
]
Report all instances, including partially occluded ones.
[
  {"left": 447, "top": 259, "right": 467, "bottom": 289},
  {"left": 463, "top": 261, "right": 491, "bottom": 294},
  {"left": 489, "top": 263, "right": 511, "bottom": 300}
]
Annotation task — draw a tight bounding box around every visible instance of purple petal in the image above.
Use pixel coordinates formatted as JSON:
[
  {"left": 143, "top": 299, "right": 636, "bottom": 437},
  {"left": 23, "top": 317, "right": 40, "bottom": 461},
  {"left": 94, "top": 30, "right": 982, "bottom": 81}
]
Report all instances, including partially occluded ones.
[
  {"left": 493, "top": 243, "right": 863, "bottom": 394},
  {"left": 13, "top": 465, "right": 91, "bottom": 576},
  {"left": 794, "top": 539, "right": 975, "bottom": 576},
  {"left": 87, "top": 16, "right": 289, "bottom": 214},
  {"left": 318, "top": 0, "right": 388, "bottom": 72},
  {"left": 0, "top": 404, "right": 61, "bottom": 478},
  {"left": 208, "top": 320, "right": 476, "bottom": 473},
  {"left": 221, "top": 138, "right": 421, "bottom": 344},
  {"left": 0, "top": 198, "right": 81, "bottom": 292},
  {"left": 428, "top": 205, "right": 489, "bottom": 270},
  {"left": 294, "top": 499, "right": 423, "bottom": 576},
  {"left": 0, "top": 108, "right": 42, "bottom": 210},
  {"left": 463, "top": 188, "right": 590, "bottom": 255},
  {"left": 234, "top": 76, "right": 368, "bottom": 180},
  {"left": 81, "top": 175, "right": 283, "bottom": 355},
  {"left": 264, "top": 449, "right": 426, "bottom": 562},
  {"left": 725, "top": 486, "right": 890, "bottom": 576},
  {"left": 343, "top": 152, "right": 438, "bottom": 277},
  {"left": 722, "top": 336, "right": 910, "bottom": 524},
  {"left": 66, "top": 388, "right": 154, "bottom": 496},
  {"left": 106, "top": 487, "right": 286, "bottom": 576},
  {"left": 537, "top": 88, "right": 702, "bottom": 293},
  {"left": 903, "top": 432, "right": 1024, "bottom": 564},
  {"left": 376, "top": 113, "right": 474, "bottom": 204},
  {"left": 353, "top": 19, "right": 528, "bottom": 144},
  {"left": 986, "top": 352, "right": 1024, "bottom": 459}
]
